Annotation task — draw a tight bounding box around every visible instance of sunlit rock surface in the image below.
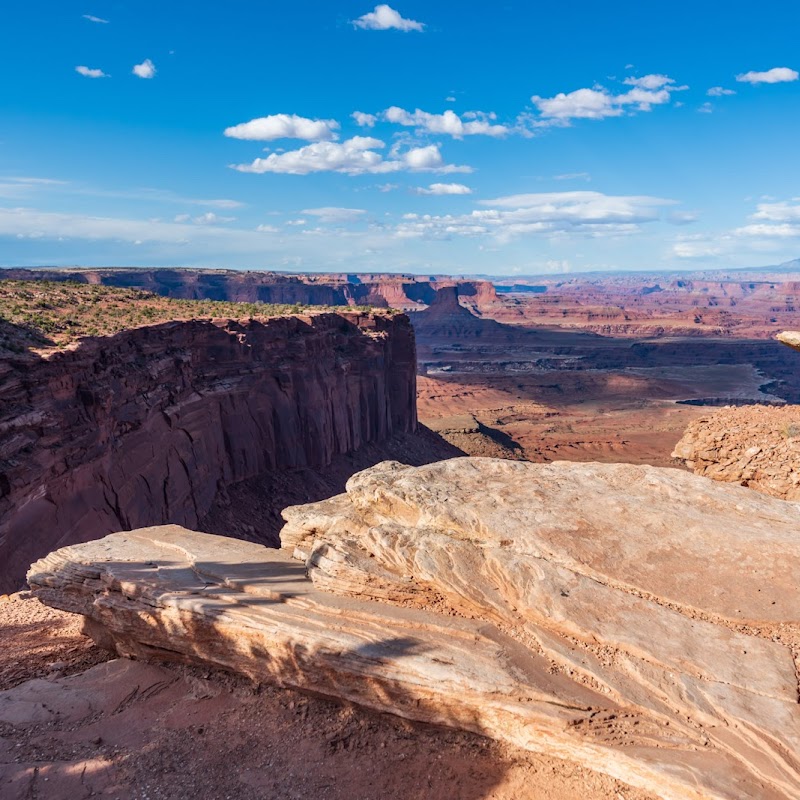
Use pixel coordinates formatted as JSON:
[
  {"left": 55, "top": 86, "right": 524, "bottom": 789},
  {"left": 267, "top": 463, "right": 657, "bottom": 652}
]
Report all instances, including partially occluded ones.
[
  {"left": 30, "top": 459, "right": 800, "bottom": 800},
  {"left": 777, "top": 330, "right": 800, "bottom": 352},
  {"left": 672, "top": 404, "right": 800, "bottom": 500}
]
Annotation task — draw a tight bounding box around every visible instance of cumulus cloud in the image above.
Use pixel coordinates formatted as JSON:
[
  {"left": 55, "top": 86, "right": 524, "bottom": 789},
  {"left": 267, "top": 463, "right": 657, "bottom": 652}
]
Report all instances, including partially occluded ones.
[
  {"left": 395, "top": 191, "right": 676, "bottom": 242},
  {"left": 301, "top": 207, "right": 367, "bottom": 223},
  {"left": 623, "top": 74, "right": 675, "bottom": 90},
  {"left": 82, "top": 14, "right": 108, "bottom": 23},
  {"left": 382, "top": 107, "right": 508, "bottom": 137},
  {"left": 224, "top": 114, "right": 340, "bottom": 142},
  {"left": 132, "top": 59, "right": 156, "bottom": 79},
  {"left": 733, "top": 201, "right": 800, "bottom": 239},
  {"left": 415, "top": 183, "right": 472, "bottom": 195},
  {"left": 352, "top": 4, "right": 424, "bottom": 31},
  {"left": 351, "top": 111, "right": 377, "bottom": 127},
  {"left": 707, "top": 86, "right": 736, "bottom": 96},
  {"left": 531, "top": 75, "right": 684, "bottom": 125},
  {"left": 75, "top": 65, "right": 108, "bottom": 78},
  {"left": 751, "top": 201, "right": 800, "bottom": 222},
  {"left": 230, "top": 136, "right": 471, "bottom": 175},
  {"left": 736, "top": 67, "right": 798, "bottom": 84},
  {"left": 698, "top": 102, "right": 714, "bottom": 113}
]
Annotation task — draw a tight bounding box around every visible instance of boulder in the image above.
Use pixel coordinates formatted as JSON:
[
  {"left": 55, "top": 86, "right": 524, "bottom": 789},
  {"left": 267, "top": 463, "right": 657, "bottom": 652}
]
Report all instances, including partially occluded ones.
[
  {"left": 29, "top": 459, "right": 800, "bottom": 799},
  {"left": 672, "top": 404, "right": 800, "bottom": 499}
]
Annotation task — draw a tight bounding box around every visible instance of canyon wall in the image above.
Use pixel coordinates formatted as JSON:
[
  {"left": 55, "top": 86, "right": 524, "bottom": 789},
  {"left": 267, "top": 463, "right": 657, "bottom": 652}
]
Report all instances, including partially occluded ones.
[
  {"left": 0, "top": 268, "right": 498, "bottom": 312},
  {"left": 0, "top": 312, "right": 417, "bottom": 592}
]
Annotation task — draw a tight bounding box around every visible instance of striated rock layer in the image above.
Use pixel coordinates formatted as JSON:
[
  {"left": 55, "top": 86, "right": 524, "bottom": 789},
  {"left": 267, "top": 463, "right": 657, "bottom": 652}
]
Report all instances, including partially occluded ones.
[
  {"left": 29, "top": 459, "right": 800, "bottom": 800},
  {"left": 0, "top": 268, "right": 499, "bottom": 312},
  {"left": 0, "top": 313, "right": 416, "bottom": 593}
]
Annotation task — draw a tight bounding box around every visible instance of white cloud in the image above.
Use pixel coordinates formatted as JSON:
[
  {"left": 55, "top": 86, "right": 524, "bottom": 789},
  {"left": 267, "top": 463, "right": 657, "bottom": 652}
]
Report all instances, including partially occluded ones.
[
  {"left": 531, "top": 75, "right": 683, "bottom": 125},
  {"left": 445, "top": 96, "right": 456, "bottom": 102},
  {"left": 230, "top": 136, "right": 470, "bottom": 175},
  {"left": 735, "top": 223, "right": 800, "bottom": 238},
  {"left": 383, "top": 106, "right": 508, "bottom": 137},
  {"left": 698, "top": 102, "right": 714, "bottom": 113},
  {"left": 352, "top": 4, "right": 424, "bottom": 31},
  {"left": 224, "top": 114, "right": 340, "bottom": 142},
  {"left": 751, "top": 201, "right": 800, "bottom": 222},
  {"left": 175, "top": 212, "right": 236, "bottom": 225},
  {"left": 707, "top": 86, "right": 736, "bottom": 96},
  {"left": 623, "top": 74, "right": 675, "bottom": 90},
  {"left": 82, "top": 14, "right": 108, "bottom": 23},
  {"left": 734, "top": 201, "right": 800, "bottom": 239},
  {"left": 415, "top": 183, "right": 472, "bottom": 195},
  {"left": 132, "top": 59, "right": 156, "bottom": 79},
  {"left": 75, "top": 65, "right": 108, "bottom": 78},
  {"left": 255, "top": 224, "right": 280, "bottom": 233},
  {"left": 673, "top": 240, "right": 725, "bottom": 258},
  {"left": 301, "top": 207, "right": 367, "bottom": 223},
  {"left": 286, "top": 218, "right": 307, "bottom": 226},
  {"left": 670, "top": 199, "right": 800, "bottom": 261},
  {"left": 736, "top": 67, "right": 798, "bottom": 84},
  {"left": 0, "top": 176, "right": 67, "bottom": 199},
  {"left": 193, "top": 212, "right": 235, "bottom": 224},
  {"left": 351, "top": 111, "right": 377, "bottom": 128},
  {"left": 394, "top": 191, "right": 676, "bottom": 242}
]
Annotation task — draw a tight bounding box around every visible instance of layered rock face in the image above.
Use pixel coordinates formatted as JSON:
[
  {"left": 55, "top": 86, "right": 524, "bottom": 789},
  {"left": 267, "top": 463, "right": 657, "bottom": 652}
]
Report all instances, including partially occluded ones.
[
  {"left": 0, "top": 268, "right": 499, "bottom": 313},
  {"left": 672, "top": 404, "right": 800, "bottom": 499},
  {"left": 29, "top": 459, "right": 800, "bottom": 800},
  {"left": 0, "top": 313, "right": 416, "bottom": 593}
]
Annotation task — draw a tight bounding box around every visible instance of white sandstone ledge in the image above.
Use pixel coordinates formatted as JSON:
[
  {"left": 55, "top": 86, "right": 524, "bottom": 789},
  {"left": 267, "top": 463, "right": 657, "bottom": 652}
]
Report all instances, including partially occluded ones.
[{"left": 28, "top": 458, "right": 800, "bottom": 800}]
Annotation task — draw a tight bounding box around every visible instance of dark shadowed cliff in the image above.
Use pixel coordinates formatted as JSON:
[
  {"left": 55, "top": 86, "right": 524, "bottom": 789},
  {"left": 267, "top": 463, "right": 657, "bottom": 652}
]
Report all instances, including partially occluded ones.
[{"left": 0, "top": 312, "right": 426, "bottom": 592}]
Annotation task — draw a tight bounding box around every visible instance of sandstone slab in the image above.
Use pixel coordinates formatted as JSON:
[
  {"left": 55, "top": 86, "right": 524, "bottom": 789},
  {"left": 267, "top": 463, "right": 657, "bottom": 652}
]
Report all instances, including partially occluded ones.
[{"left": 29, "top": 459, "right": 800, "bottom": 799}]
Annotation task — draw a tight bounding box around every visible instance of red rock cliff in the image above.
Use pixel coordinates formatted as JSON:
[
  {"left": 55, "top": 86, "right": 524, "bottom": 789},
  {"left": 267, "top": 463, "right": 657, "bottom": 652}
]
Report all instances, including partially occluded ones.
[{"left": 0, "top": 312, "right": 416, "bottom": 592}]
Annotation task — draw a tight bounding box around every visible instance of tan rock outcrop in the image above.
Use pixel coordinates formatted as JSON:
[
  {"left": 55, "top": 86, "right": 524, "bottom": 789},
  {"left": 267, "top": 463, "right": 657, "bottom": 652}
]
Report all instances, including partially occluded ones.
[
  {"left": 672, "top": 404, "right": 800, "bottom": 499},
  {"left": 29, "top": 459, "right": 800, "bottom": 800},
  {"left": 777, "top": 330, "right": 800, "bottom": 352}
]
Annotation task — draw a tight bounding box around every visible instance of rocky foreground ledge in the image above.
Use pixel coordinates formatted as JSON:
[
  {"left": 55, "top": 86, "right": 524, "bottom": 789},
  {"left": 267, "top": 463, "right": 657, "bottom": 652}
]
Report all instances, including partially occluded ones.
[{"left": 28, "top": 459, "right": 800, "bottom": 800}]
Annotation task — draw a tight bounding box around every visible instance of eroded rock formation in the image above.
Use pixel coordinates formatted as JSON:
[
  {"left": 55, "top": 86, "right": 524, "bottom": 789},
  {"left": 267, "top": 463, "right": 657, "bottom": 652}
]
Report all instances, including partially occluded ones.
[
  {"left": 671, "top": 331, "right": 800, "bottom": 498},
  {"left": 0, "top": 312, "right": 416, "bottom": 593},
  {"left": 29, "top": 459, "right": 800, "bottom": 800},
  {"left": 672, "top": 404, "right": 800, "bottom": 499},
  {"left": 0, "top": 268, "right": 499, "bottom": 313}
]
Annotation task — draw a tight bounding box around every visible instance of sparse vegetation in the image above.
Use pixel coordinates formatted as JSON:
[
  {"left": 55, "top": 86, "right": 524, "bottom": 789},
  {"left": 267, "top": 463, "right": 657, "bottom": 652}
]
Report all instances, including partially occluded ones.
[{"left": 0, "top": 280, "right": 382, "bottom": 354}]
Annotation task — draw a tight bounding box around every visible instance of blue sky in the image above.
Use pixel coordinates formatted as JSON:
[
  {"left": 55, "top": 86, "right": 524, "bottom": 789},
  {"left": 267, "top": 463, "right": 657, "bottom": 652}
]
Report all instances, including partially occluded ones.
[{"left": 1, "top": 1, "right": 799, "bottom": 274}]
